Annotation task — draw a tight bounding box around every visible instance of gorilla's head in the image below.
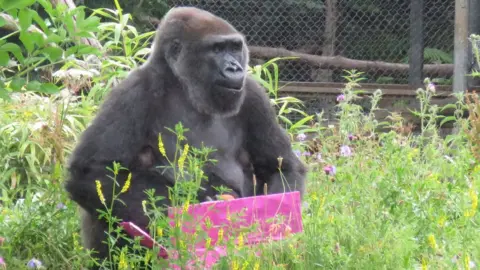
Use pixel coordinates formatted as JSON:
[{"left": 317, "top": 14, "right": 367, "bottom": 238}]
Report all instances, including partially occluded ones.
[{"left": 151, "top": 7, "right": 249, "bottom": 117}]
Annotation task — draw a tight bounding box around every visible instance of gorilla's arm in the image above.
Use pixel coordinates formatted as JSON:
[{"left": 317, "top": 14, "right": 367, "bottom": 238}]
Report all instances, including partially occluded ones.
[
  {"left": 66, "top": 166, "right": 171, "bottom": 228},
  {"left": 242, "top": 77, "right": 307, "bottom": 197},
  {"left": 65, "top": 68, "right": 171, "bottom": 227}
]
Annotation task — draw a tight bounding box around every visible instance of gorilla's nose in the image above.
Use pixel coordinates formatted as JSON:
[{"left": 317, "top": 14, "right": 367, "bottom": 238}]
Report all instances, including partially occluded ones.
[{"left": 220, "top": 64, "right": 245, "bottom": 89}]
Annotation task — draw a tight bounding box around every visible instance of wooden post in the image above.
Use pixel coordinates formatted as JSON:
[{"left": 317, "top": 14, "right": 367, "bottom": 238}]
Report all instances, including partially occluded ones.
[
  {"left": 408, "top": 0, "right": 424, "bottom": 87},
  {"left": 453, "top": 0, "right": 469, "bottom": 93},
  {"left": 467, "top": 0, "right": 480, "bottom": 88}
]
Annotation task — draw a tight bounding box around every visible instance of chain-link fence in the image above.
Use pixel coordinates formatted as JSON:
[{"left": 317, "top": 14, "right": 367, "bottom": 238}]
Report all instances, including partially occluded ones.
[{"left": 165, "top": 0, "right": 454, "bottom": 85}]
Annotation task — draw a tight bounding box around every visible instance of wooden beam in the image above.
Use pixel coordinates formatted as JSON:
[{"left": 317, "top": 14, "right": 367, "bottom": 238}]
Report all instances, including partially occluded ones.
[{"left": 277, "top": 81, "right": 457, "bottom": 97}]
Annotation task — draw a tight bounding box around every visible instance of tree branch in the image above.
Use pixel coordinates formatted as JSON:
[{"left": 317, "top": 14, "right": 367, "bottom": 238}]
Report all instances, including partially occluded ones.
[{"left": 249, "top": 46, "right": 454, "bottom": 76}]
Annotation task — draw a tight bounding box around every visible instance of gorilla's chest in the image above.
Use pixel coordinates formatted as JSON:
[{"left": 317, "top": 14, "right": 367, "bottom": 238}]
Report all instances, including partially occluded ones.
[{"left": 155, "top": 106, "right": 244, "bottom": 158}]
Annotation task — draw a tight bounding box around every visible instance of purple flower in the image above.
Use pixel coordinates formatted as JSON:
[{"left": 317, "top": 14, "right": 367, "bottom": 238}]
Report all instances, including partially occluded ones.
[
  {"left": 0, "top": 257, "right": 6, "bottom": 269},
  {"left": 340, "top": 145, "right": 352, "bottom": 157},
  {"left": 336, "top": 94, "right": 345, "bottom": 102},
  {"left": 27, "top": 258, "right": 43, "bottom": 269},
  {"left": 296, "top": 133, "right": 307, "bottom": 141},
  {"left": 302, "top": 151, "right": 311, "bottom": 157},
  {"left": 56, "top": 203, "right": 67, "bottom": 210},
  {"left": 348, "top": 134, "right": 355, "bottom": 141},
  {"left": 324, "top": 165, "right": 336, "bottom": 176},
  {"left": 427, "top": 82, "right": 436, "bottom": 93},
  {"left": 293, "top": 150, "right": 301, "bottom": 157}
]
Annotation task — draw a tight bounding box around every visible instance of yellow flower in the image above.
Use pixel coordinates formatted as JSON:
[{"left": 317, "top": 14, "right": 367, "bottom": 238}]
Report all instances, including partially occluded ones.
[
  {"left": 232, "top": 260, "right": 239, "bottom": 270},
  {"left": 156, "top": 227, "right": 163, "bottom": 238},
  {"left": 204, "top": 217, "right": 212, "bottom": 229},
  {"left": 118, "top": 249, "right": 128, "bottom": 270},
  {"left": 217, "top": 228, "right": 224, "bottom": 244},
  {"left": 120, "top": 173, "right": 132, "bottom": 194},
  {"left": 465, "top": 187, "right": 478, "bottom": 218},
  {"left": 205, "top": 237, "right": 212, "bottom": 249},
  {"left": 237, "top": 233, "right": 244, "bottom": 249},
  {"left": 407, "top": 148, "right": 419, "bottom": 162},
  {"left": 253, "top": 262, "right": 260, "bottom": 270},
  {"left": 465, "top": 254, "right": 471, "bottom": 270},
  {"left": 144, "top": 252, "right": 152, "bottom": 265},
  {"left": 421, "top": 257, "right": 428, "bottom": 270},
  {"left": 469, "top": 188, "right": 478, "bottom": 211},
  {"left": 158, "top": 133, "right": 167, "bottom": 157},
  {"left": 95, "top": 180, "right": 105, "bottom": 204},
  {"left": 182, "top": 201, "right": 190, "bottom": 213},
  {"left": 437, "top": 215, "right": 447, "bottom": 228},
  {"left": 179, "top": 240, "right": 186, "bottom": 250},
  {"left": 427, "top": 234, "right": 437, "bottom": 250},
  {"left": 178, "top": 144, "right": 189, "bottom": 176}
]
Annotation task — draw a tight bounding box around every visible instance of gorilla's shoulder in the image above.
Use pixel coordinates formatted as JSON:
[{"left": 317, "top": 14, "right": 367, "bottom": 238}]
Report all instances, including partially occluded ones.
[{"left": 243, "top": 75, "right": 271, "bottom": 105}]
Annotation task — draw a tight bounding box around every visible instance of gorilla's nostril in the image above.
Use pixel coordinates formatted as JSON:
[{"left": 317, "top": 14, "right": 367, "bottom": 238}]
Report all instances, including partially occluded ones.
[{"left": 225, "top": 64, "right": 242, "bottom": 73}]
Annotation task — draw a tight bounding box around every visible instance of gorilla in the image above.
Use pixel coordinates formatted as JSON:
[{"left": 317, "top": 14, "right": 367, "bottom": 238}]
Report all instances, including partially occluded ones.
[{"left": 65, "top": 6, "right": 306, "bottom": 268}]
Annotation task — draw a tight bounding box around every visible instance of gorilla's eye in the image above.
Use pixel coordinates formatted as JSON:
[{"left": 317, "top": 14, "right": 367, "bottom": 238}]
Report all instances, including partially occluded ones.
[
  {"left": 231, "top": 41, "right": 243, "bottom": 52},
  {"left": 212, "top": 43, "right": 225, "bottom": 53}
]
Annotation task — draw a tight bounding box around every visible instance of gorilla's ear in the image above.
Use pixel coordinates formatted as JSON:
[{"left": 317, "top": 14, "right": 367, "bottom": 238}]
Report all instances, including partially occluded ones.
[{"left": 166, "top": 39, "right": 182, "bottom": 62}]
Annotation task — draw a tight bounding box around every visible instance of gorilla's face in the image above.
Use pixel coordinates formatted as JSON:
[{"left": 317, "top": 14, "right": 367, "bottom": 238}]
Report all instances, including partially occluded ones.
[{"left": 168, "top": 33, "right": 248, "bottom": 117}]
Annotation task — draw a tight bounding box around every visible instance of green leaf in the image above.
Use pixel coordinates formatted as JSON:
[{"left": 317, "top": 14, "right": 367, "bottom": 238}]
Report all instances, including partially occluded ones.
[
  {"left": 18, "top": 8, "right": 33, "bottom": 31},
  {"left": 25, "top": 80, "right": 42, "bottom": 91},
  {"left": 10, "top": 77, "right": 26, "bottom": 91},
  {"left": 37, "top": 0, "right": 53, "bottom": 14},
  {"left": 78, "top": 16, "right": 101, "bottom": 32},
  {"left": 0, "top": 87, "right": 11, "bottom": 101},
  {"left": 31, "top": 9, "right": 49, "bottom": 34},
  {"left": 0, "top": 0, "right": 36, "bottom": 11},
  {"left": 30, "top": 32, "right": 45, "bottom": 47},
  {"left": 39, "top": 83, "right": 59, "bottom": 94},
  {"left": 19, "top": 31, "right": 34, "bottom": 53},
  {"left": 0, "top": 16, "right": 5, "bottom": 28},
  {"left": 114, "top": 23, "right": 122, "bottom": 44},
  {"left": 64, "top": 15, "right": 75, "bottom": 36},
  {"left": 439, "top": 116, "right": 457, "bottom": 127},
  {"left": 0, "top": 52, "right": 9, "bottom": 66},
  {"left": 42, "top": 46, "right": 63, "bottom": 62},
  {"left": 46, "top": 33, "right": 63, "bottom": 44},
  {"left": 76, "top": 45, "right": 101, "bottom": 56},
  {"left": 0, "top": 42, "right": 24, "bottom": 63}
]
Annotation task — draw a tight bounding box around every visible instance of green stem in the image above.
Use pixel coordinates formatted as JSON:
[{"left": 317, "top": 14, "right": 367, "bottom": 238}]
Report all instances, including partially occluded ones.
[{"left": 0, "top": 31, "right": 20, "bottom": 41}]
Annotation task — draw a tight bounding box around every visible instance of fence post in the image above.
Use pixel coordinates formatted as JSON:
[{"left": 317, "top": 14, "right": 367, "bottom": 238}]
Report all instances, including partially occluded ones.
[
  {"left": 408, "top": 0, "right": 424, "bottom": 88},
  {"left": 453, "top": 0, "right": 469, "bottom": 93},
  {"left": 468, "top": 0, "right": 480, "bottom": 88}
]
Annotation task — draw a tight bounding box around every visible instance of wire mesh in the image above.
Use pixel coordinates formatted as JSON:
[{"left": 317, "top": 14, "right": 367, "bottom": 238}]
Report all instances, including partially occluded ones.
[{"left": 165, "top": 0, "right": 454, "bottom": 85}]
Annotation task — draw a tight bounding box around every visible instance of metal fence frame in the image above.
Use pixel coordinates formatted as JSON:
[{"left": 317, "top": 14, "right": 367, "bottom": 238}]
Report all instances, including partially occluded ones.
[{"left": 165, "top": 0, "right": 479, "bottom": 93}]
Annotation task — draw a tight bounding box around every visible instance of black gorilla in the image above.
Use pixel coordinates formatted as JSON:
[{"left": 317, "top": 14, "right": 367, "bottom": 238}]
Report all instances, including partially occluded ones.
[{"left": 65, "top": 6, "right": 306, "bottom": 267}]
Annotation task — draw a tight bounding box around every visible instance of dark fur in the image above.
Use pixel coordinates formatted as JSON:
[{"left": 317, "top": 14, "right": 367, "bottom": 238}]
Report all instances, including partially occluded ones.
[{"left": 65, "top": 7, "right": 306, "bottom": 269}]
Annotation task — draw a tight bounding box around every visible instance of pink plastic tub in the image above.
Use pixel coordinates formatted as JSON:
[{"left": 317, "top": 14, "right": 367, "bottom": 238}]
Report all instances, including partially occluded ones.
[{"left": 121, "top": 191, "right": 303, "bottom": 268}]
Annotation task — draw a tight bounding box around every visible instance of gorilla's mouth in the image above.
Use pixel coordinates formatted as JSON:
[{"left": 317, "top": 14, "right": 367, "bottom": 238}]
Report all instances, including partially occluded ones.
[{"left": 217, "top": 84, "right": 243, "bottom": 92}]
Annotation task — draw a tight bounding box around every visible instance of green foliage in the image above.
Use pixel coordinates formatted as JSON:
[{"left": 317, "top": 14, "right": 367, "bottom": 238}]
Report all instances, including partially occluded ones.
[
  {"left": 0, "top": 3, "right": 479, "bottom": 270},
  {"left": 249, "top": 57, "right": 315, "bottom": 135}
]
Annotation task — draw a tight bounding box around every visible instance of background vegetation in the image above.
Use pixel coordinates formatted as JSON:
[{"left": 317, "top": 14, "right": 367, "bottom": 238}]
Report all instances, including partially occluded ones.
[{"left": 0, "top": 1, "right": 479, "bottom": 269}]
